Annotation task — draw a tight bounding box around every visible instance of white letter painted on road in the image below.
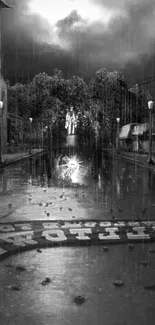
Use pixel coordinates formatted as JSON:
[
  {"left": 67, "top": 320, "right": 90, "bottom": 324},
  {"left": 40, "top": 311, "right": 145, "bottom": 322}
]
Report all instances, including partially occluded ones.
[
  {"left": 100, "top": 222, "right": 112, "bottom": 227},
  {"left": 0, "top": 225, "right": 15, "bottom": 232},
  {"left": 85, "top": 222, "right": 96, "bottom": 228},
  {"left": 42, "top": 230, "right": 67, "bottom": 241},
  {"left": 128, "top": 222, "right": 141, "bottom": 227},
  {"left": 99, "top": 227, "right": 120, "bottom": 240},
  {"left": 70, "top": 228, "right": 92, "bottom": 240},
  {"left": 43, "top": 223, "right": 58, "bottom": 229},
  {"left": 127, "top": 227, "right": 150, "bottom": 240},
  {"left": 61, "top": 222, "right": 82, "bottom": 228},
  {"left": 15, "top": 224, "right": 32, "bottom": 231},
  {"left": 114, "top": 222, "right": 125, "bottom": 227},
  {"left": 0, "top": 231, "right": 37, "bottom": 247}
]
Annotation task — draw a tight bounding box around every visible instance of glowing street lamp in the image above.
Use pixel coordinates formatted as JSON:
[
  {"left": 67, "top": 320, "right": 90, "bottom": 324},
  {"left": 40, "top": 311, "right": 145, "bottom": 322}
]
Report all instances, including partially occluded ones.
[
  {"left": 116, "top": 117, "right": 120, "bottom": 153},
  {"left": 147, "top": 101, "right": 154, "bottom": 164}
]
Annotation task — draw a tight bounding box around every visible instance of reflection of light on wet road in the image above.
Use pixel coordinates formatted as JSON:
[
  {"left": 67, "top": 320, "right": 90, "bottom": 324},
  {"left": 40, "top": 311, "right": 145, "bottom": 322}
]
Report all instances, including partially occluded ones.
[
  {"left": 56, "top": 155, "right": 89, "bottom": 185},
  {"left": 1, "top": 152, "right": 155, "bottom": 223}
]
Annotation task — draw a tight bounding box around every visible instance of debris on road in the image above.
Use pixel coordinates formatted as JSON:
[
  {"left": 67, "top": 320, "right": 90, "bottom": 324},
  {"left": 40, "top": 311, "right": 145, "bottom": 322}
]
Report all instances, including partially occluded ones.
[
  {"left": 15, "top": 265, "right": 27, "bottom": 272},
  {"left": 144, "top": 284, "right": 155, "bottom": 291},
  {"left": 118, "top": 208, "right": 123, "bottom": 212},
  {"left": 11, "top": 285, "right": 21, "bottom": 291},
  {"left": 41, "top": 277, "right": 51, "bottom": 285},
  {"left": 103, "top": 246, "right": 109, "bottom": 251},
  {"left": 74, "top": 295, "right": 86, "bottom": 304},
  {"left": 140, "top": 261, "right": 149, "bottom": 266},
  {"left": 37, "top": 248, "right": 42, "bottom": 253},
  {"left": 113, "top": 280, "right": 124, "bottom": 287},
  {"left": 149, "top": 249, "right": 155, "bottom": 253},
  {"left": 128, "top": 244, "right": 135, "bottom": 250},
  {"left": 5, "top": 263, "right": 14, "bottom": 268}
]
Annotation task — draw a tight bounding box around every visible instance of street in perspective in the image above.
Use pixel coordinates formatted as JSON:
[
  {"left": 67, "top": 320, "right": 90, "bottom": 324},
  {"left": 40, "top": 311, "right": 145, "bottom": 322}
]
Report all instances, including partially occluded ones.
[{"left": 1, "top": 0, "right": 155, "bottom": 324}]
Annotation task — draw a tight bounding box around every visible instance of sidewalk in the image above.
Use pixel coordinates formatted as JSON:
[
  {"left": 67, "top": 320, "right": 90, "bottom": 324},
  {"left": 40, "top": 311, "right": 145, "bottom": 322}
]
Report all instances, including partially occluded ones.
[
  {"left": 103, "top": 148, "right": 155, "bottom": 169},
  {"left": 0, "top": 149, "right": 45, "bottom": 168}
]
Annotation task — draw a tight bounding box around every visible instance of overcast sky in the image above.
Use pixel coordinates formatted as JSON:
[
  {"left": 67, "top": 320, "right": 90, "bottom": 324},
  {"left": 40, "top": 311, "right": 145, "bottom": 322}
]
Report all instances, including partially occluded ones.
[{"left": 2, "top": 0, "right": 155, "bottom": 86}]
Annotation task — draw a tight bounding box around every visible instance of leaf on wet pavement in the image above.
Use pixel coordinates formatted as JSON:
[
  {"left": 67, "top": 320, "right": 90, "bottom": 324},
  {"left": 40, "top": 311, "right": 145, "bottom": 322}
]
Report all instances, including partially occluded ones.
[
  {"left": 5, "top": 263, "right": 15, "bottom": 268},
  {"left": 11, "top": 285, "right": 21, "bottom": 291},
  {"left": 37, "top": 248, "right": 42, "bottom": 253},
  {"left": 118, "top": 208, "right": 123, "bottom": 212},
  {"left": 15, "top": 265, "right": 27, "bottom": 272},
  {"left": 140, "top": 261, "right": 148, "bottom": 266},
  {"left": 144, "top": 284, "right": 155, "bottom": 291}
]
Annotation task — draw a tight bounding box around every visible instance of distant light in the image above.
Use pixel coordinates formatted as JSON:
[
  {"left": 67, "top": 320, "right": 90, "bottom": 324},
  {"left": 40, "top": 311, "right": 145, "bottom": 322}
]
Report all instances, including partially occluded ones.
[
  {"left": 29, "top": 117, "right": 33, "bottom": 123},
  {"left": 0, "top": 101, "right": 3, "bottom": 110},
  {"left": 148, "top": 101, "right": 154, "bottom": 110},
  {"left": 116, "top": 117, "right": 120, "bottom": 123}
]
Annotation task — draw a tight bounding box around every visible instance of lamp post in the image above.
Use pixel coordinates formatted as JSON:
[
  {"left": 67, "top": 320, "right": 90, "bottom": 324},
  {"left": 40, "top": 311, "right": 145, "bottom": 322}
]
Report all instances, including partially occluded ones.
[
  {"left": 0, "top": 1, "right": 11, "bottom": 163},
  {"left": 116, "top": 117, "right": 120, "bottom": 153},
  {"left": 0, "top": 100, "right": 3, "bottom": 163},
  {"left": 147, "top": 101, "right": 154, "bottom": 164},
  {"left": 43, "top": 126, "right": 48, "bottom": 151},
  {"left": 0, "top": 1, "right": 11, "bottom": 75},
  {"left": 29, "top": 117, "right": 33, "bottom": 155}
]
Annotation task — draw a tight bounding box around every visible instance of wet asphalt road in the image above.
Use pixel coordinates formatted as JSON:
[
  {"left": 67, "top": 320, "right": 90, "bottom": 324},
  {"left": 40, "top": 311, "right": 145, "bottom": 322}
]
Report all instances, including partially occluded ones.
[
  {"left": 1, "top": 150, "right": 155, "bottom": 324},
  {"left": 1, "top": 244, "right": 155, "bottom": 325},
  {"left": 0, "top": 150, "right": 155, "bottom": 223}
]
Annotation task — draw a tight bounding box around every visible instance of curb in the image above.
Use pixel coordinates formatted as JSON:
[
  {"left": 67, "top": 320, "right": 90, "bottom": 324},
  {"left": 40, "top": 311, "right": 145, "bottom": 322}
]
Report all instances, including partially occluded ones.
[
  {"left": 103, "top": 150, "right": 155, "bottom": 169},
  {"left": 0, "top": 219, "right": 155, "bottom": 261},
  {"left": 0, "top": 150, "right": 46, "bottom": 169}
]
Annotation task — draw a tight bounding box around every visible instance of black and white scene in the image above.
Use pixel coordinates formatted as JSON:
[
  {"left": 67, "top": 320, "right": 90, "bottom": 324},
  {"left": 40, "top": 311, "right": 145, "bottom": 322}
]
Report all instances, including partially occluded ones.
[{"left": 1, "top": 0, "right": 155, "bottom": 324}]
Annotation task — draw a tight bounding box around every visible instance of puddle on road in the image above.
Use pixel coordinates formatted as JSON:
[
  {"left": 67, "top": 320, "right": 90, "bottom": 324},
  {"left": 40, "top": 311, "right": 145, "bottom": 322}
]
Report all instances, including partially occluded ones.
[{"left": 0, "top": 243, "right": 155, "bottom": 325}]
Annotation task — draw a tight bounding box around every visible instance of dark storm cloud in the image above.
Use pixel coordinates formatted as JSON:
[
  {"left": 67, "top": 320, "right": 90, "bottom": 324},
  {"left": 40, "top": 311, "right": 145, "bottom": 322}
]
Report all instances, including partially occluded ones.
[
  {"left": 2, "top": 0, "right": 155, "bottom": 85},
  {"left": 56, "top": 0, "right": 155, "bottom": 66},
  {"left": 2, "top": 0, "right": 73, "bottom": 83}
]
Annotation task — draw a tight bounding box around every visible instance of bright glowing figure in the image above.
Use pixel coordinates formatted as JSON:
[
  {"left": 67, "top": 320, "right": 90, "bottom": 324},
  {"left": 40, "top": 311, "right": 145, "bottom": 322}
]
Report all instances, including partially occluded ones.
[{"left": 65, "top": 107, "right": 78, "bottom": 135}]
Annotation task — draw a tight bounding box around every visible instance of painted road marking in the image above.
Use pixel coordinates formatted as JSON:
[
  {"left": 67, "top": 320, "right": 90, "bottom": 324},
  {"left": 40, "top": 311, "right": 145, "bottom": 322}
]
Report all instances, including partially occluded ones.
[
  {"left": 0, "top": 225, "right": 15, "bottom": 232},
  {"left": 99, "top": 227, "right": 120, "bottom": 241},
  {"left": 43, "top": 223, "right": 58, "bottom": 229},
  {"left": 1, "top": 220, "right": 155, "bottom": 233},
  {"left": 127, "top": 227, "right": 150, "bottom": 240},
  {"left": 0, "top": 231, "right": 37, "bottom": 247},
  {"left": 42, "top": 230, "right": 67, "bottom": 242},
  {"left": 0, "top": 220, "right": 154, "bottom": 260},
  {"left": 70, "top": 228, "right": 92, "bottom": 240},
  {"left": 14, "top": 224, "right": 32, "bottom": 231}
]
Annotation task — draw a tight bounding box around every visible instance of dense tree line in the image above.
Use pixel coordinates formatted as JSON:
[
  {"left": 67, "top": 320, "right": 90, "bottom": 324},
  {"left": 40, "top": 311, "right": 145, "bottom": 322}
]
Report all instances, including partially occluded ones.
[{"left": 7, "top": 68, "right": 151, "bottom": 148}]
